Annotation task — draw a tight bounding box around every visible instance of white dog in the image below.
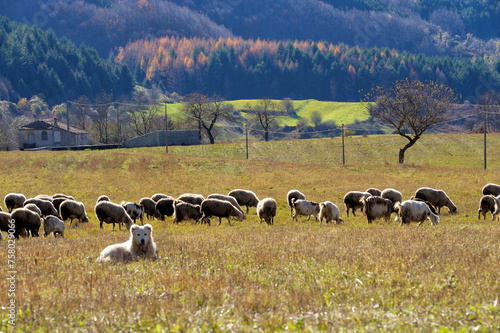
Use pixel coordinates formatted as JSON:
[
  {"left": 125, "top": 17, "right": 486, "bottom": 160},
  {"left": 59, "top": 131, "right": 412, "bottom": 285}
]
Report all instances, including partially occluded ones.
[{"left": 98, "top": 224, "right": 157, "bottom": 262}]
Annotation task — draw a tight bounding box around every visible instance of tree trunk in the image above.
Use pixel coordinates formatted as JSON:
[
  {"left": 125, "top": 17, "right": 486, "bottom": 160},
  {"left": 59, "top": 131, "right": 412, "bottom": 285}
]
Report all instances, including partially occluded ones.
[
  {"left": 399, "top": 148, "right": 406, "bottom": 164},
  {"left": 399, "top": 136, "right": 420, "bottom": 164},
  {"left": 264, "top": 130, "right": 269, "bottom": 141}
]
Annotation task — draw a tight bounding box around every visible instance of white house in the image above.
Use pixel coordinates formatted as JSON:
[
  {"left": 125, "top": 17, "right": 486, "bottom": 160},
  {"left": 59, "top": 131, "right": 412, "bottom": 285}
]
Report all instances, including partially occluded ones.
[{"left": 18, "top": 118, "right": 89, "bottom": 150}]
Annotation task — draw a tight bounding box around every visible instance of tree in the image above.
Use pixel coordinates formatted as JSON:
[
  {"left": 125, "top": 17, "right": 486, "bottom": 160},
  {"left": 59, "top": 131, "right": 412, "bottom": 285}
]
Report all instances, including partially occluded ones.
[
  {"left": 182, "top": 94, "right": 229, "bottom": 144},
  {"left": 479, "top": 91, "right": 500, "bottom": 133},
  {"left": 248, "top": 98, "right": 281, "bottom": 141},
  {"left": 93, "top": 91, "right": 113, "bottom": 144},
  {"left": 366, "top": 79, "right": 456, "bottom": 164},
  {"left": 128, "top": 91, "right": 158, "bottom": 136},
  {"left": 71, "top": 95, "right": 91, "bottom": 130}
]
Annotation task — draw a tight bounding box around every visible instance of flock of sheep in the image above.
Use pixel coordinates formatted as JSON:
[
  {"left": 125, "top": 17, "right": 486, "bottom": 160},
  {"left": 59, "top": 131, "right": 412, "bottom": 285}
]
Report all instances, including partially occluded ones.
[{"left": 1, "top": 182, "right": 499, "bottom": 241}]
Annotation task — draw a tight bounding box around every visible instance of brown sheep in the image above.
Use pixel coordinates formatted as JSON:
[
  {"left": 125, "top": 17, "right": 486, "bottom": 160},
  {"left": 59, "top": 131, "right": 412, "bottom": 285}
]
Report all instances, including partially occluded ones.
[
  {"left": 177, "top": 193, "right": 205, "bottom": 206},
  {"left": 478, "top": 195, "right": 496, "bottom": 220},
  {"left": 257, "top": 198, "right": 277, "bottom": 225},
  {"left": 228, "top": 189, "right": 260, "bottom": 213},
  {"left": 360, "top": 196, "right": 394, "bottom": 224},
  {"left": 200, "top": 198, "right": 244, "bottom": 226},
  {"left": 11, "top": 208, "right": 42, "bottom": 238},
  {"left": 60, "top": 200, "right": 89, "bottom": 227},
  {"left": 139, "top": 197, "right": 159, "bottom": 220},
  {"left": 365, "top": 188, "right": 382, "bottom": 197},
  {"left": 4, "top": 193, "right": 26, "bottom": 213},
  {"left": 23, "top": 198, "right": 59, "bottom": 218},
  {"left": 343, "top": 191, "right": 372, "bottom": 217},
  {"left": 173, "top": 201, "right": 202, "bottom": 224},
  {"left": 414, "top": 187, "right": 457, "bottom": 214},
  {"left": 381, "top": 188, "right": 403, "bottom": 205},
  {"left": 155, "top": 197, "right": 176, "bottom": 220},
  {"left": 482, "top": 183, "right": 500, "bottom": 196},
  {"left": 95, "top": 201, "right": 133, "bottom": 231}
]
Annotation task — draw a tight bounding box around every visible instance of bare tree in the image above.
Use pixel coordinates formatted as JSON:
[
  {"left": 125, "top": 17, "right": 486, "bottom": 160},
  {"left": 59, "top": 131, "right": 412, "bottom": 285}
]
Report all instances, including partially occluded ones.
[
  {"left": 93, "top": 91, "right": 113, "bottom": 144},
  {"left": 182, "top": 94, "right": 229, "bottom": 144},
  {"left": 248, "top": 98, "right": 281, "bottom": 141},
  {"left": 71, "top": 95, "right": 91, "bottom": 130},
  {"left": 479, "top": 91, "right": 500, "bottom": 133},
  {"left": 366, "top": 79, "right": 456, "bottom": 164},
  {"left": 128, "top": 92, "right": 158, "bottom": 136}
]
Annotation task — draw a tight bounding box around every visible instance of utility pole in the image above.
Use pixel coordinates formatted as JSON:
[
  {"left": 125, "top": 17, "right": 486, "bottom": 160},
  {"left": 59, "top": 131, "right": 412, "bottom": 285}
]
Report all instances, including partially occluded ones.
[
  {"left": 342, "top": 123, "right": 345, "bottom": 165},
  {"left": 66, "top": 101, "right": 70, "bottom": 150},
  {"left": 165, "top": 103, "right": 168, "bottom": 153}
]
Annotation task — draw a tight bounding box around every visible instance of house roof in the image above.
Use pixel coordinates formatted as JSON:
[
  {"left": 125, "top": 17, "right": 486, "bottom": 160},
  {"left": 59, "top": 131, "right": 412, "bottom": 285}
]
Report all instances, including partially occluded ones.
[{"left": 19, "top": 118, "right": 88, "bottom": 135}]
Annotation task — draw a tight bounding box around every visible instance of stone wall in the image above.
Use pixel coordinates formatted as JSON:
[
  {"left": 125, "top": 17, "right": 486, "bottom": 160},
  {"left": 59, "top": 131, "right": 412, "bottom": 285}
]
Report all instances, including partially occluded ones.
[{"left": 121, "top": 130, "right": 199, "bottom": 148}]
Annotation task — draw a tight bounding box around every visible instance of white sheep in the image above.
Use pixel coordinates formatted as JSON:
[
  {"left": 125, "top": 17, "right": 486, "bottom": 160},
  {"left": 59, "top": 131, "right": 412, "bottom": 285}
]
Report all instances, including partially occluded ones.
[
  {"left": 292, "top": 199, "right": 320, "bottom": 222},
  {"left": 395, "top": 200, "right": 439, "bottom": 226},
  {"left": 381, "top": 188, "right": 403, "bottom": 205},
  {"left": 287, "top": 190, "right": 306, "bottom": 217},
  {"left": 43, "top": 215, "right": 65, "bottom": 237},
  {"left": 360, "top": 196, "right": 393, "bottom": 224},
  {"left": 121, "top": 201, "right": 144, "bottom": 224},
  {"left": 319, "top": 201, "right": 343, "bottom": 224},
  {"left": 257, "top": 198, "right": 277, "bottom": 225}
]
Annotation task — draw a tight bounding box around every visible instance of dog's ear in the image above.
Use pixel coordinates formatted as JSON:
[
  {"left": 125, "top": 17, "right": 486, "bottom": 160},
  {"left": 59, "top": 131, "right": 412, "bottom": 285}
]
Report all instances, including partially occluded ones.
[
  {"left": 144, "top": 224, "right": 152, "bottom": 231},
  {"left": 131, "top": 224, "right": 138, "bottom": 231}
]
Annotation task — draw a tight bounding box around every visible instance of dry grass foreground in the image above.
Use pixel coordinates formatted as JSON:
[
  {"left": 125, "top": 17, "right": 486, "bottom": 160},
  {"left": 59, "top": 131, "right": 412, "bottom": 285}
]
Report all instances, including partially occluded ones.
[{"left": 1, "top": 133, "right": 500, "bottom": 332}]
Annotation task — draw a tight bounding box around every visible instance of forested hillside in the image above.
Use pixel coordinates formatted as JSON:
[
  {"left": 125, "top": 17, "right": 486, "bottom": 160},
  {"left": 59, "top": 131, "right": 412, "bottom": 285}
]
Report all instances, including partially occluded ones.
[
  {"left": 0, "top": 17, "right": 134, "bottom": 105},
  {"left": 117, "top": 36, "right": 498, "bottom": 101}
]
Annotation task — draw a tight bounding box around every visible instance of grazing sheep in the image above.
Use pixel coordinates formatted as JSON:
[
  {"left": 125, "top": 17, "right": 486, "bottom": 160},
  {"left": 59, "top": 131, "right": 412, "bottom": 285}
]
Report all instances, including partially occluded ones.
[
  {"left": 319, "top": 201, "right": 343, "bottom": 224},
  {"left": 151, "top": 193, "right": 171, "bottom": 202},
  {"left": 360, "top": 196, "right": 393, "bottom": 224},
  {"left": 381, "top": 188, "right": 403, "bottom": 205},
  {"left": 257, "top": 198, "right": 278, "bottom": 225},
  {"left": 24, "top": 203, "right": 42, "bottom": 216},
  {"left": 98, "top": 224, "right": 157, "bottom": 262},
  {"left": 52, "top": 197, "right": 73, "bottom": 211},
  {"left": 200, "top": 198, "right": 244, "bottom": 226},
  {"left": 23, "top": 198, "right": 59, "bottom": 217},
  {"left": 414, "top": 187, "right": 457, "bottom": 214},
  {"left": 177, "top": 193, "right": 205, "bottom": 206},
  {"left": 287, "top": 190, "right": 306, "bottom": 217},
  {"left": 395, "top": 200, "right": 439, "bottom": 226},
  {"left": 173, "top": 201, "right": 202, "bottom": 224},
  {"left": 482, "top": 183, "right": 500, "bottom": 196},
  {"left": 155, "top": 197, "right": 176, "bottom": 220},
  {"left": 343, "top": 191, "right": 372, "bottom": 217},
  {"left": 97, "top": 195, "right": 111, "bottom": 203},
  {"left": 365, "top": 188, "right": 382, "bottom": 197},
  {"left": 60, "top": 200, "right": 89, "bottom": 227},
  {"left": 292, "top": 199, "right": 320, "bottom": 222},
  {"left": 207, "top": 194, "right": 245, "bottom": 215},
  {"left": 11, "top": 208, "right": 42, "bottom": 238},
  {"left": 0, "top": 212, "right": 11, "bottom": 232},
  {"left": 228, "top": 189, "right": 260, "bottom": 213},
  {"left": 139, "top": 197, "right": 156, "bottom": 219},
  {"left": 43, "top": 215, "right": 65, "bottom": 237},
  {"left": 491, "top": 195, "right": 500, "bottom": 221},
  {"left": 4, "top": 193, "right": 26, "bottom": 213},
  {"left": 478, "top": 195, "right": 496, "bottom": 220},
  {"left": 121, "top": 201, "right": 144, "bottom": 224},
  {"left": 35, "top": 194, "right": 53, "bottom": 202},
  {"left": 52, "top": 193, "right": 75, "bottom": 201},
  {"left": 95, "top": 201, "right": 132, "bottom": 231}
]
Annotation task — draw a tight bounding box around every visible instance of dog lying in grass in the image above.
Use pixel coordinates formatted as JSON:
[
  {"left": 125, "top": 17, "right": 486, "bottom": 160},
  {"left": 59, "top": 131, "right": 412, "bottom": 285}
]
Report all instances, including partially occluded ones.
[{"left": 98, "top": 224, "right": 157, "bottom": 262}]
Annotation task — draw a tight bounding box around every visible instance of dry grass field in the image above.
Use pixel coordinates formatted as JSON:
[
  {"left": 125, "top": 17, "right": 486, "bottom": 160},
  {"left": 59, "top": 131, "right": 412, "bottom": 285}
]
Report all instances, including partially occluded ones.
[{"left": 1, "top": 133, "right": 500, "bottom": 332}]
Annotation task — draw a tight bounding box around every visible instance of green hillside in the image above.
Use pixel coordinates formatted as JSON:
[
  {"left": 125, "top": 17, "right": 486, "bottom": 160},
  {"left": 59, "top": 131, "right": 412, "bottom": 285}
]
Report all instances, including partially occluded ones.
[{"left": 166, "top": 99, "right": 369, "bottom": 127}]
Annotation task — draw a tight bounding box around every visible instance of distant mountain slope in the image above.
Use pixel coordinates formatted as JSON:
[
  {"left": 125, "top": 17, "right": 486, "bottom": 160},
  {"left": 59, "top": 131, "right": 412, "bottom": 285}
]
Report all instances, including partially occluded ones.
[
  {"left": 116, "top": 35, "right": 498, "bottom": 101},
  {"left": 0, "top": 16, "right": 134, "bottom": 105}
]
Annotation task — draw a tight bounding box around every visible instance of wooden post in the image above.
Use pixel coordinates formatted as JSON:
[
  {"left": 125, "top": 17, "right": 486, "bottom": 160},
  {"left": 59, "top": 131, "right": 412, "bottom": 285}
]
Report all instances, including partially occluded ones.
[
  {"left": 246, "top": 124, "right": 249, "bottom": 159},
  {"left": 165, "top": 103, "right": 168, "bottom": 153},
  {"left": 66, "top": 101, "right": 70, "bottom": 150},
  {"left": 484, "top": 109, "right": 487, "bottom": 170},
  {"left": 342, "top": 123, "right": 345, "bottom": 165}
]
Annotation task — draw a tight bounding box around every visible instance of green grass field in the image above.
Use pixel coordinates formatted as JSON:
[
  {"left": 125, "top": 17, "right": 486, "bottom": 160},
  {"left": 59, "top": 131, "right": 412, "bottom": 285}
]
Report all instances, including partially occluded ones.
[
  {"left": 165, "top": 99, "right": 369, "bottom": 127},
  {"left": 1, "top": 134, "right": 500, "bottom": 332}
]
